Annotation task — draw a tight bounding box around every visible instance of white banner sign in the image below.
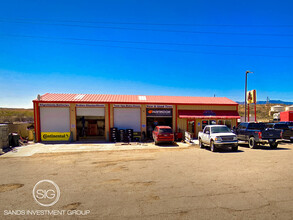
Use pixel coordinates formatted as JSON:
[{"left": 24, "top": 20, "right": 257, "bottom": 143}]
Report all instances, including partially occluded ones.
[
  {"left": 39, "top": 103, "right": 70, "bottom": 107},
  {"left": 76, "top": 104, "right": 105, "bottom": 107},
  {"left": 113, "top": 104, "right": 141, "bottom": 108},
  {"left": 146, "top": 105, "right": 173, "bottom": 108}
]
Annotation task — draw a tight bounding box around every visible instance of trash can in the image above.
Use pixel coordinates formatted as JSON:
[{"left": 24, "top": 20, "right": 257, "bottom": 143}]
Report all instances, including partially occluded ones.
[{"left": 9, "top": 133, "right": 20, "bottom": 147}]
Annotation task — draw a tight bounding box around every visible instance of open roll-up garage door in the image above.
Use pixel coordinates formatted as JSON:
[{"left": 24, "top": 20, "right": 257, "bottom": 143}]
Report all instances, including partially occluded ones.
[
  {"left": 40, "top": 107, "right": 70, "bottom": 132},
  {"left": 114, "top": 108, "right": 141, "bottom": 132}
]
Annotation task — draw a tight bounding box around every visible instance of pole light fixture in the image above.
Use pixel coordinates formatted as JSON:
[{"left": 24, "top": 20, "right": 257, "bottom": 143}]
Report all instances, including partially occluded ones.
[{"left": 245, "top": 71, "right": 253, "bottom": 122}]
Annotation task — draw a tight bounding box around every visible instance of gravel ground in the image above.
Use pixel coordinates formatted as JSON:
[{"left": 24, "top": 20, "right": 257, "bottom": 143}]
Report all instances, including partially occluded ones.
[{"left": 0, "top": 141, "right": 292, "bottom": 219}]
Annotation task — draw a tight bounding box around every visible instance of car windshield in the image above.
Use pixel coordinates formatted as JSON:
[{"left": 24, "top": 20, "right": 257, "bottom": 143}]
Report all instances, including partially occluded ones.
[
  {"left": 159, "top": 128, "right": 173, "bottom": 134},
  {"left": 211, "top": 126, "right": 231, "bottom": 133}
]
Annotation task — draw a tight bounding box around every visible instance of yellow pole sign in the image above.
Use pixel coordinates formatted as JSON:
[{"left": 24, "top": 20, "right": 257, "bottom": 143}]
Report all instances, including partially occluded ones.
[
  {"left": 247, "top": 90, "right": 256, "bottom": 104},
  {"left": 41, "top": 132, "right": 71, "bottom": 141}
]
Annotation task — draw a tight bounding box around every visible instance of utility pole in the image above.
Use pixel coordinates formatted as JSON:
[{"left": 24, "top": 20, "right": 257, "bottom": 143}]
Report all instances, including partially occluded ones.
[{"left": 245, "top": 71, "right": 253, "bottom": 122}]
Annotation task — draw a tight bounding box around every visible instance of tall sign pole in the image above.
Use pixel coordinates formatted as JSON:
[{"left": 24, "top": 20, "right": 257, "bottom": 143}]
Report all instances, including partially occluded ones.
[
  {"left": 245, "top": 72, "right": 247, "bottom": 122},
  {"left": 254, "top": 90, "right": 257, "bottom": 122},
  {"left": 245, "top": 71, "right": 253, "bottom": 122}
]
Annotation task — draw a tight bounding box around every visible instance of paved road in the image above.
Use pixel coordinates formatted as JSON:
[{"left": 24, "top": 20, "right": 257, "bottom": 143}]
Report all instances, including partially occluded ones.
[{"left": 0, "top": 142, "right": 292, "bottom": 219}]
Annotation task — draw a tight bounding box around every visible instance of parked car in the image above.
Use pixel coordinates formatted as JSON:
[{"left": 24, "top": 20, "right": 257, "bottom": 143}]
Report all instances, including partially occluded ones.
[
  {"left": 152, "top": 126, "right": 174, "bottom": 145},
  {"left": 233, "top": 122, "right": 281, "bottom": 149},
  {"left": 266, "top": 123, "right": 293, "bottom": 142},
  {"left": 278, "top": 121, "right": 293, "bottom": 129},
  {"left": 198, "top": 125, "right": 238, "bottom": 152}
]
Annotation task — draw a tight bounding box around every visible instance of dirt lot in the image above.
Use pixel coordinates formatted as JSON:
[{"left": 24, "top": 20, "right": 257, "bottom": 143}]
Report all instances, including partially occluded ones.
[{"left": 0, "top": 142, "right": 293, "bottom": 219}]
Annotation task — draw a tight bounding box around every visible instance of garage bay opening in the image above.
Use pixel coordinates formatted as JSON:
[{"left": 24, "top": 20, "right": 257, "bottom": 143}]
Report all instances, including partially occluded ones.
[
  {"left": 146, "top": 108, "right": 173, "bottom": 138},
  {"left": 76, "top": 106, "right": 105, "bottom": 141}
]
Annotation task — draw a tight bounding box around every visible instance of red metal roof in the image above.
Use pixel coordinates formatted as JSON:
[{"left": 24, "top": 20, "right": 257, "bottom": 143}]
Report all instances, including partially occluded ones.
[
  {"left": 33, "top": 93, "right": 238, "bottom": 105},
  {"left": 178, "top": 110, "right": 240, "bottom": 119}
]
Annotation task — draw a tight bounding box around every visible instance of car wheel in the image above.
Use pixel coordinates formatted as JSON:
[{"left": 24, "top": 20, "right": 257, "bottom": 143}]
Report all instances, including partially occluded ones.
[
  {"left": 249, "top": 137, "right": 257, "bottom": 149},
  {"left": 199, "top": 139, "right": 204, "bottom": 148},
  {"left": 269, "top": 142, "right": 278, "bottom": 149},
  {"left": 210, "top": 141, "right": 216, "bottom": 152},
  {"left": 232, "top": 145, "right": 238, "bottom": 152}
]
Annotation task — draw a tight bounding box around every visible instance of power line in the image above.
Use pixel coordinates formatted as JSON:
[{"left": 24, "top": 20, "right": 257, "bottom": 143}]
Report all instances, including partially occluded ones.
[
  {"left": 1, "top": 20, "right": 293, "bottom": 37},
  {"left": 2, "top": 35, "right": 293, "bottom": 58},
  {"left": 2, "top": 34, "right": 293, "bottom": 49},
  {"left": 1, "top": 17, "right": 293, "bottom": 27}
]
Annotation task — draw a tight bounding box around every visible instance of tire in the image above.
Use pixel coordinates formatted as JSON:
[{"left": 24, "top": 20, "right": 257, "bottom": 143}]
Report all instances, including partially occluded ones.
[
  {"left": 199, "top": 139, "right": 204, "bottom": 148},
  {"left": 232, "top": 145, "right": 238, "bottom": 152},
  {"left": 269, "top": 142, "right": 278, "bottom": 149},
  {"left": 290, "top": 140, "right": 293, "bottom": 143},
  {"left": 210, "top": 141, "right": 216, "bottom": 152},
  {"left": 249, "top": 137, "right": 257, "bottom": 149}
]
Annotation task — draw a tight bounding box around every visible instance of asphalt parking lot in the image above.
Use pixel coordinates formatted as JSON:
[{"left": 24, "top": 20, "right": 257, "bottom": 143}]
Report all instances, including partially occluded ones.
[{"left": 0, "top": 141, "right": 293, "bottom": 219}]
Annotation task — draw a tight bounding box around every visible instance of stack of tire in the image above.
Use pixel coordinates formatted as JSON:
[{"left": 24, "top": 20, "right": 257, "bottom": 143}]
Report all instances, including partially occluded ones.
[
  {"left": 119, "top": 129, "right": 126, "bottom": 142},
  {"left": 110, "top": 127, "right": 118, "bottom": 142},
  {"left": 126, "top": 129, "right": 133, "bottom": 142}
]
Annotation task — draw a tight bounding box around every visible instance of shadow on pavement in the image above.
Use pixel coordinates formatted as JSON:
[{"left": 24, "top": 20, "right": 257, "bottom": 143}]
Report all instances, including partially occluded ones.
[
  {"left": 201, "top": 147, "right": 244, "bottom": 153},
  {"left": 155, "top": 142, "right": 179, "bottom": 147}
]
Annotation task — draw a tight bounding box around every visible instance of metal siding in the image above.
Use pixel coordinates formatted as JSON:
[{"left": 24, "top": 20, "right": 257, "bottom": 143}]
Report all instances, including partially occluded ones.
[
  {"left": 177, "top": 105, "right": 237, "bottom": 111},
  {"left": 35, "top": 93, "right": 238, "bottom": 105}
]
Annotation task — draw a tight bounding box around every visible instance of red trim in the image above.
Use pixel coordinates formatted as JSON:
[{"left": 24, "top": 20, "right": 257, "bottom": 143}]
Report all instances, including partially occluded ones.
[
  {"left": 175, "top": 104, "right": 178, "bottom": 132},
  {"left": 248, "top": 104, "right": 250, "bottom": 122},
  {"left": 108, "top": 103, "right": 111, "bottom": 141},
  {"left": 180, "top": 116, "right": 240, "bottom": 119},
  {"left": 254, "top": 103, "right": 257, "bottom": 122},
  {"left": 33, "top": 102, "right": 37, "bottom": 141},
  {"left": 37, "top": 104, "right": 41, "bottom": 142},
  {"left": 34, "top": 100, "right": 237, "bottom": 106}
]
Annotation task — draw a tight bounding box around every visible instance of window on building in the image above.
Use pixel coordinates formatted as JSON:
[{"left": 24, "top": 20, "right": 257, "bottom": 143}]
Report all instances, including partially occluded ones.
[{"left": 202, "top": 120, "right": 209, "bottom": 129}]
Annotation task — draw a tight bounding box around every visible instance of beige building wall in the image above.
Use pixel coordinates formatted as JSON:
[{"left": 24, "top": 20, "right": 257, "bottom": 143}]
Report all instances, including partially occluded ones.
[
  {"left": 104, "top": 104, "right": 109, "bottom": 141},
  {"left": 177, "top": 105, "right": 237, "bottom": 111},
  {"left": 141, "top": 105, "right": 147, "bottom": 134},
  {"left": 172, "top": 105, "right": 176, "bottom": 131},
  {"left": 69, "top": 103, "right": 77, "bottom": 141}
]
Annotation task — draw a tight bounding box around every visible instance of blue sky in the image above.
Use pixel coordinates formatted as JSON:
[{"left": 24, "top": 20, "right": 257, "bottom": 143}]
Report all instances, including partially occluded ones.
[{"left": 0, "top": 0, "right": 293, "bottom": 108}]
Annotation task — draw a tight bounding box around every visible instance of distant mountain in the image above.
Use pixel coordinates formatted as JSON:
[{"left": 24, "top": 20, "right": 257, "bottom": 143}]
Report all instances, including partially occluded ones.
[{"left": 237, "top": 100, "right": 293, "bottom": 105}]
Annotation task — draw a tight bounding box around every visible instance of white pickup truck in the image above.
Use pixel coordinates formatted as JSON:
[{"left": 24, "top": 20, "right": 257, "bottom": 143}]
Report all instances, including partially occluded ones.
[{"left": 198, "top": 125, "right": 238, "bottom": 152}]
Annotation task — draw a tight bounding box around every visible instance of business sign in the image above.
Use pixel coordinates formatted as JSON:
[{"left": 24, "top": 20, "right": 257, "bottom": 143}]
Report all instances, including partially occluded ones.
[
  {"left": 113, "top": 104, "right": 141, "bottom": 108},
  {"left": 203, "top": 110, "right": 216, "bottom": 116},
  {"left": 247, "top": 90, "right": 256, "bottom": 104},
  {"left": 76, "top": 104, "right": 105, "bottom": 107},
  {"left": 41, "top": 132, "right": 71, "bottom": 141},
  {"left": 146, "top": 105, "right": 173, "bottom": 108},
  {"left": 146, "top": 108, "right": 173, "bottom": 117},
  {"left": 39, "top": 103, "right": 70, "bottom": 107}
]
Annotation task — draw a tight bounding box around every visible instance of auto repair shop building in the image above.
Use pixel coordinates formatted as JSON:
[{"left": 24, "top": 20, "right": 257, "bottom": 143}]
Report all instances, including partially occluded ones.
[{"left": 33, "top": 93, "right": 240, "bottom": 142}]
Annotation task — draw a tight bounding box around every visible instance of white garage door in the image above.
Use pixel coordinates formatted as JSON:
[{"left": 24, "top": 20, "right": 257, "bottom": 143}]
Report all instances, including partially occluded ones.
[
  {"left": 114, "top": 108, "right": 141, "bottom": 131},
  {"left": 76, "top": 108, "right": 105, "bottom": 116},
  {"left": 40, "top": 107, "right": 70, "bottom": 132}
]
